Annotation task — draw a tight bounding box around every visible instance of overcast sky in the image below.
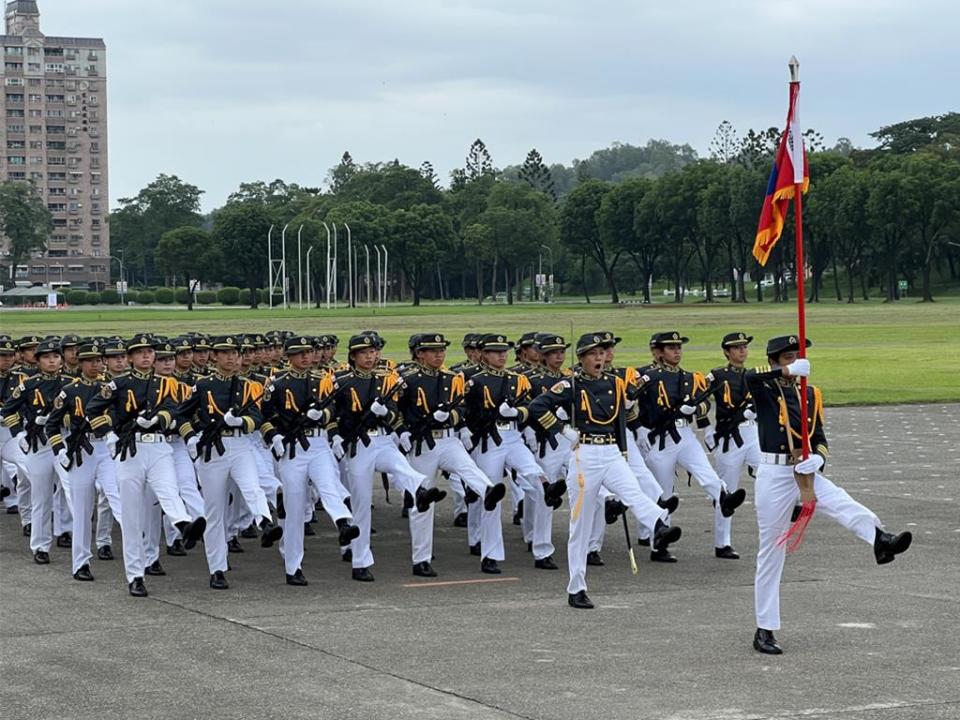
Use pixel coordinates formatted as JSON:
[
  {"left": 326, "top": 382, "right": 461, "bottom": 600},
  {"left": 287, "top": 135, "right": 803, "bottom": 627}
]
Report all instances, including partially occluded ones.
[{"left": 29, "top": 0, "right": 958, "bottom": 211}]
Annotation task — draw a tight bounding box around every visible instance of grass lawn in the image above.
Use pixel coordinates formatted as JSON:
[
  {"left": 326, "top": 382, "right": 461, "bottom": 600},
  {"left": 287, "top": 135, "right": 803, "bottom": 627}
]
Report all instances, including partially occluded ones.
[{"left": 2, "top": 298, "right": 957, "bottom": 406}]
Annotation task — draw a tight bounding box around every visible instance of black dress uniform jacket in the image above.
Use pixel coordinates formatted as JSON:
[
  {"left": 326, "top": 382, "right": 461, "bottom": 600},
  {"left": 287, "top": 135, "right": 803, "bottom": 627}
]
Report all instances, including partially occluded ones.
[
  {"left": 707, "top": 364, "right": 755, "bottom": 452},
  {"left": 463, "top": 366, "right": 532, "bottom": 451},
  {"left": 85, "top": 370, "right": 179, "bottom": 456},
  {"left": 636, "top": 365, "right": 712, "bottom": 448},
  {"left": 259, "top": 369, "right": 335, "bottom": 454},
  {"left": 45, "top": 376, "right": 104, "bottom": 463},
  {"left": 745, "top": 367, "right": 828, "bottom": 463},
  {"left": 326, "top": 369, "right": 403, "bottom": 454},
  {"left": 397, "top": 363, "right": 467, "bottom": 453},
  {"left": 2, "top": 371, "right": 72, "bottom": 451}
]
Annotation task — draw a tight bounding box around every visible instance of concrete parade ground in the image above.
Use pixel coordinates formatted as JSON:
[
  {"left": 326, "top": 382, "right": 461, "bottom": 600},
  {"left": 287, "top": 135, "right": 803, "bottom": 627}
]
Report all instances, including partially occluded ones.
[{"left": 1, "top": 403, "right": 958, "bottom": 720}]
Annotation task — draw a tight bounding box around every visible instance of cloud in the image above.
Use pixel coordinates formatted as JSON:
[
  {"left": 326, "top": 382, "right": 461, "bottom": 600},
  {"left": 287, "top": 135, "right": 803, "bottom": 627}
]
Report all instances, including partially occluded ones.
[{"left": 33, "top": 0, "right": 959, "bottom": 211}]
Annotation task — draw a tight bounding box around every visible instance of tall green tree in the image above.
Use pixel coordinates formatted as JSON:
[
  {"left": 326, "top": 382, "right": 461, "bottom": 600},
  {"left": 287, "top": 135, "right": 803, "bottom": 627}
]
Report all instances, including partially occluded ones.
[
  {"left": 338, "top": 162, "right": 442, "bottom": 210},
  {"left": 327, "top": 151, "right": 358, "bottom": 193},
  {"left": 154, "top": 226, "right": 221, "bottom": 310},
  {"left": 518, "top": 149, "right": 557, "bottom": 200},
  {"left": 560, "top": 180, "right": 619, "bottom": 302},
  {"left": 385, "top": 204, "right": 456, "bottom": 306},
  {"left": 0, "top": 180, "right": 52, "bottom": 283},
  {"left": 465, "top": 139, "right": 494, "bottom": 181},
  {"left": 597, "top": 178, "right": 653, "bottom": 301},
  {"left": 210, "top": 202, "right": 273, "bottom": 308}
]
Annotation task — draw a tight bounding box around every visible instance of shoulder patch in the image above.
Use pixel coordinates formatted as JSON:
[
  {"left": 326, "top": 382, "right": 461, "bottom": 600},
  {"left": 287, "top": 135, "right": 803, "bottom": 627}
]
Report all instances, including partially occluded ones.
[
  {"left": 53, "top": 394, "right": 64, "bottom": 409},
  {"left": 99, "top": 383, "right": 113, "bottom": 399},
  {"left": 550, "top": 380, "right": 570, "bottom": 394},
  {"left": 11, "top": 385, "right": 22, "bottom": 399}
]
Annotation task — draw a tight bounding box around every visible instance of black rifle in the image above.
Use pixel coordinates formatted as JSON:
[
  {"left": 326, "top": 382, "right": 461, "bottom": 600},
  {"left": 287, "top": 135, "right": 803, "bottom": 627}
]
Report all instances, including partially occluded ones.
[
  {"left": 63, "top": 416, "right": 94, "bottom": 470},
  {"left": 114, "top": 370, "right": 157, "bottom": 461},
  {"left": 194, "top": 373, "right": 245, "bottom": 462}
]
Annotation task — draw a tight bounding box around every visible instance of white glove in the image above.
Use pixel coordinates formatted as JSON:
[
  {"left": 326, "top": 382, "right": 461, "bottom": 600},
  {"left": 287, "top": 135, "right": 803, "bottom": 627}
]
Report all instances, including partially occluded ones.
[
  {"left": 398, "top": 431, "right": 412, "bottom": 453},
  {"left": 223, "top": 409, "right": 244, "bottom": 428},
  {"left": 679, "top": 404, "right": 697, "bottom": 416},
  {"left": 625, "top": 398, "right": 637, "bottom": 410},
  {"left": 704, "top": 427, "right": 716, "bottom": 451},
  {"left": 522, "top": 426, "right": 537, "bottom": 449},
  {"left": 105, "top": 431, "right": 119, "bottom": 457},
  {"left": 186, "top": 435, "right": 200, "bottom": 460},
  {"left": 432, "top": 409, "right": 450, "bottom": 423},
  {"left": 270, "top": 434, "right": 285, "bottom": 458},
  {"left": 743, "top": 407, "right": 757, "bottom": 420},
  {"left": 635, "top": 429, "right": 651, "bottom": 454},
  {"left": 34, "top": 414, "right": 49, "bottom": 426},
  {"left": 786, "top": 358, "right": 810, "bottom": 378},
  {"left": 306, "top": 408, "right": 323, "bottom": 422},
  {"left": 458, "top": 427, "right": 474, "bottom": 451},
  {"left": 498, "top": 401, "right": 518, "bottom": 419},
  {"left": 16, "top": 431, "right": 29, "bottom": 454},
  {"left": 56, "top": 448, "right": 70, "bottom": 469},
  {"left": 561, "top": 426, "right": 579, "bottom": 449},
  {"left": 555, "top": 406, "right": 569, "bottom": 422},
  {"left": 330, "top": 435, "right": 345, "bottom": 460},
  {"left": 794, "top": 454, "right": 824, "bottom": 475},
  {"left": 136, "top": 414, "right": 158, "bottom": 429}
]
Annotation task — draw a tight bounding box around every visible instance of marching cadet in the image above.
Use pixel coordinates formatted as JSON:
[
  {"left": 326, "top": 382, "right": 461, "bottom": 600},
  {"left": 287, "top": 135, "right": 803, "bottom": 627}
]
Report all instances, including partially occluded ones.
[
  {"left": 259, "top": 336, "right": 360, "bottom": 585},
  {"left": 172, "top": 336, "right": 197, "bottom": 385},
  {"left": 462, "top": 334, "right": 562, "bottom": 574},
  {"left": 190, "top": 335, "right": 211, "bottom": 374},
  {"left": 0, "top": 338, "right": 28, "bottom": 518},
  {"left": 45, "top": 339, "right": 120, "bottom": 581},
  {"left": 521, "top": 333, "right": 573, "bottom": 570},
  {"left": 704, "top": 332, "right": 762, "bottom": 560},
  {"left": 511, "top": 332, "right": 541, "bottom": 373},
  {"left": 16, "top": 335, "right": 41, "bottom": 375},
  {"left": 746, "top": 335, "right": 912, "bottom": 655},
  {"left": 92, "top": 337, "right": 130, "bottom": 560},
  {"left": 397, "top": 333, "right": 504, "bottom": 577},
  {"left": 84, "top": 334, "right": 206, "bottom": 597},
  {"left": 7, "top": 335, "right": 42, "bottom": 535},
  {"left": 2, "top": 338, "right": 72, "bottom": 563},
  {"left": 526, "top": 333, "right": 682, "bottom": 609},
  {"left": 449, "top": 334, "right": 481, "bottom": 376},
  {"left": 637, "top": 331, "right": 746, "bottom": 561},
  {"left": 326, "top": 334, "right": 442, "bottom": 582},
  {"left": 177, "top": 335, "right": 282, "bottom": 590},
  {"left": 60, "top": 334, "right": 82, "bottom": 377}
]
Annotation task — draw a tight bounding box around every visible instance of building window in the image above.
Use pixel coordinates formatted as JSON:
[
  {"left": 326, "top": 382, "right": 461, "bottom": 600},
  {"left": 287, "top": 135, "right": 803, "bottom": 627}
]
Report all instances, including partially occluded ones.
[
  {"left": 27, "top": 63, "right": 41, "bottom": 72},
  {"left": 6, "top": 109, "right": 25, "bottom": 118},
  {"left": 6, "top": 124, "right": 25, "bottom": 132},
  {"left": 6, "top": 156, "right": 25, "bottom": 165},
  {"left": 28, "top": 124, "right": 41, "bottom": 133},
  {"left": 4, "top": 77, "right": 25, "bottom": 86},
  {"left": 6, "top": 140, "right": 25, "bottom": 149},
  {"left": 28, "top": 140, "right": 42, "bottom": 149},
  {"left": 45, "top": 63, "right": 64, "bottom": 73},
  {"left": 4, "top": 62, "right": 22, "bottom": 71},
  {"left": 5, "top": 46, "right": 24, "bottom": 55}
]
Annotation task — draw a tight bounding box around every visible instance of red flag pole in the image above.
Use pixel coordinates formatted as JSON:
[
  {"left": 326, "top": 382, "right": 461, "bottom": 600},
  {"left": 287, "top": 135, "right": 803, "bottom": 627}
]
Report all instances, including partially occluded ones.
[{"left": 789, "top": 59, "right": 810, "bottom": 459}]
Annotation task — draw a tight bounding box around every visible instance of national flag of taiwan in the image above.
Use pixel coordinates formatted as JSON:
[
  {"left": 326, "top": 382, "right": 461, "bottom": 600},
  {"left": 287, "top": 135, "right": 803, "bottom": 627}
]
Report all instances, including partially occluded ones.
[{"left": 753, "top": 81, "right": 810, "bottom": 266}]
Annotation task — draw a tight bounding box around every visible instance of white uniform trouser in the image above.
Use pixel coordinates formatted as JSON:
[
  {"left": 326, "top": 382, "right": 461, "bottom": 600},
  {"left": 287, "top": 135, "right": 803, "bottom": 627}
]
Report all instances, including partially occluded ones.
[
  {"left": 567, "top": 443, "right": 669, "bottom": 594},
  {"left": 592, "top": 431, "right": 664, "bottom": 547},
  {"left": 408, "top": 435, "right": 493, "bottom": 565},
  {"left": 116, "top": 442, "right": 191, "bottom": 583},
  {"left": 162, "top": 438, "right": 205, "bottom": 546},
  {"left": 0, "top": 426, "right": 28, "bottom": 515},
  {"left": 529, "top": 435, "right": 572, "bottom": 561},
  {"left": 195, "top": 436, "right": 271, "bottom": 574},
  {"left": 346, "top": 434, "right": 426, "bottom": 569},
  {"left": 277, "top": 436, "right": 352, "bottom": 575},
  {"left": 24, "top": 445, "right": 57, "bottom": 553},
  {"left": 95, "top": 489, "right": 116, "bottom": 549},
  {"left": 644, "top": 424, "right": 727, "bottom": 518},
  {"left": 712, "top": 422, "right": 761, "bottom": 549},
  {"left": 53, "top": 480, "right": 72, "bottom": 537},
  {"left": 56, "top": 441, "right": 117, "bottom": 573},
  {"left": 472, "top": 429, "right": 543, "bottom": 563},
  {"left": 143, "top": 486, "right": 162, "bottom": 566},
  {"left": 251, "top": 433, "right": 281, "bottom": 506},
  {"left": 447, "top": 471, "right": 467, "bottom": 517},
  {"left": 754, "top": 463, "right": 880, "bottom": 630}
]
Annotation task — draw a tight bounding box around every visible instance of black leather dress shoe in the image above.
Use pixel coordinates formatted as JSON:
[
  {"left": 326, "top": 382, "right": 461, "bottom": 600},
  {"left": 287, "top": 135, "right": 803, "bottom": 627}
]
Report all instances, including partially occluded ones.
[
  {"left": 0, "top": 486, "right": 8, "bottom": 499},
  {"left": 34, "top": 549, "right": 50, "bottom": 564},
  {"left": 874, "top": 528, "right": 912, "bottom": 565},
  {"left": 719, "top": 488, "right": 746, "bottom": 518},
  {"left": 22, "top": 522, "right": 31, "bottom": 536},
  {"left": 484, "top": 483, "right": 506, "bottom": 511},
  {"left": 653, "top": 519, "right": 682, "bottom": 552},
  {"left": 97, "top": 545, "right": 114, "bottom": 560},
  {"left": 129, "top": 577, "right": 148, "bottom": 597},
  {"left": 73, "top": 564, "right": 94, "bottom": 581},
  {"left": 352, "top": 567, "right": 375, "bottom": 582},
  {"left": 586, "top": 550, "right": 605, "bottom": 566},
  {"left": 753, "top": 628, "right": 783, "bottom": 655},
  {"left": 512, "top": 499, "right": 523, "bottom": 525},
  {"left": 568, "top": 590, "right": 594, "bottom": 609},
  {"left": 453, "top": 512, "right": 468, "bottom": 527},
  {"left": 286, "top": 569, "right": 308, "bottom": 586},
  {"left": 543, "top": 479, "right": 566, "bottom": 508},
  {"left": 341, "top": 548, "right": 353, "bottom": 562},
  {"left": 469, "top": 542, "right": 481, "bottom": 556},
  {"left": 412, "top": 561, "right": 437, "bottom": 577},
  {"left": 6, "top": 504, "right": 18, "bottom": 514},
  {"left": 240, "top": 522, "right": 259, "bottom": 539},
  {"left": 637, "top": 537, "right": 650, "bottom": 547},
  {"left": 658, "top": 495, "right": 680, "bottom": 514},
  {"left": 303, "top": 521, "right": 316, "bottom": 536},
  {"left": 209, "top": 570, "right": 229, "bottom": 590},
  {"left": 481, "top": 558, "right": 501, "bottom": 574},
  {"left": 259, "top": 520, "right": 283, "bottom": 548},
  {"left": 178, "top": 517, "right": 206, "bottom": 550},
  {"left": 534, "top": 556, "right": 558, "bottom": 570},
  {"left": 604, "top": 497, "right": 627, "bottom": 525},
  {"left": 227, "top": 537, "right": 244, "bottom": 553},
  {"left": 166, "top": 539, "right": 186, "bottom": 556},
  {"left": 464, "top": 487, "right": 479, "bottom": 505},
  {"left": 56, "top": 532, "right": 72, "bottom": 548},
  {"left": 145, "top": 560, "right": 166, "bottom": 576},
  {"left": 650, "top": 548, "right": 678, "bottom": 563},
  {"left": 337, "top": 519, "right": 360, "bottom": 546},
  {"left": 715, "top": 545, "right": 740, "bottom": 560}
]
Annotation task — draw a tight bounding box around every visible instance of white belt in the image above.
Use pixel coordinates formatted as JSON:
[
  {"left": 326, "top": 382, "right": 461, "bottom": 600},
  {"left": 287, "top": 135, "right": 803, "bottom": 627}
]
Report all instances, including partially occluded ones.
[
  {"left": 135, "top": 433, "right": 167, "bottom": 444},
  {"left": 365, "top": 428, "right": 383, "bottom": 437},
  {"left": 674, "top": 418, "right": 690, "bottom": 428},
  {"left": 495, "top": 420, "right": 517, "bottom": 430},
  {"left": 740, "top": 419, "right": 756, "bottom": 427},
  {"left": 760, "top": 451, "right": 793, "bottom": 465},
  {"left": 431, "top": 428, "right": 454, "bottom": 439}
]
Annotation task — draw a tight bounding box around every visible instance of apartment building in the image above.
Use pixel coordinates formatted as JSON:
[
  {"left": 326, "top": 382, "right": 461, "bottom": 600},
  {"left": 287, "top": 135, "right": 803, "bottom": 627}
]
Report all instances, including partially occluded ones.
[{"left": 1, "top": 0, "right": 108, "bottom": 288}]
